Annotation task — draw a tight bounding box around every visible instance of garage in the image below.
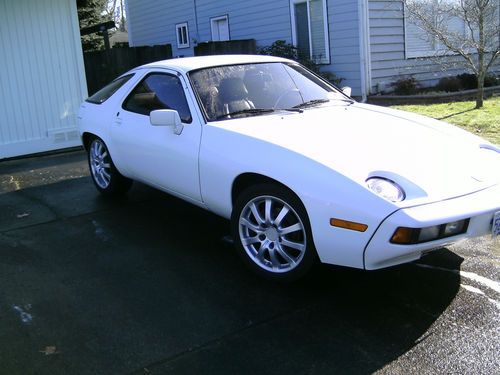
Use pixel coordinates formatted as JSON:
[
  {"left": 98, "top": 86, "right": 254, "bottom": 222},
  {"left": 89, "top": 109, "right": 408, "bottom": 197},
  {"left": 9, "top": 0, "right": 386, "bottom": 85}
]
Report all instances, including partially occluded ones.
[{"left": 0, "top": 0, "right": 87, "bottom": 159}]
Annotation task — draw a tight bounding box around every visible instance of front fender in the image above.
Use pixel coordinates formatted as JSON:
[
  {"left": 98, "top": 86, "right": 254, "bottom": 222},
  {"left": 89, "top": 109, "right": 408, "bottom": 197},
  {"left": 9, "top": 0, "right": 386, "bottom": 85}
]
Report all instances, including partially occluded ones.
[{"left": 199, "top": 125, "right": 397, "bottom": 269}]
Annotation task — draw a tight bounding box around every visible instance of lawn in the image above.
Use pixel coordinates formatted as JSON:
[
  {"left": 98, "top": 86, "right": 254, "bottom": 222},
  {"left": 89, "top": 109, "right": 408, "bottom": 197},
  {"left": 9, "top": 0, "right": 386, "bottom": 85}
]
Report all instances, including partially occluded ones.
[{"left": 391, "top": 96, "right": 500, "bottom": 145}]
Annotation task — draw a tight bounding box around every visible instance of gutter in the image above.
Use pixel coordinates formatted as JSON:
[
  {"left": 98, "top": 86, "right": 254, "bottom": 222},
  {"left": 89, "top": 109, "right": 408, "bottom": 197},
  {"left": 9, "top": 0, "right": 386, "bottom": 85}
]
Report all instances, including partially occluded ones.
[{"left": 357, "top": 0, "right": 371, "bottom": 102}]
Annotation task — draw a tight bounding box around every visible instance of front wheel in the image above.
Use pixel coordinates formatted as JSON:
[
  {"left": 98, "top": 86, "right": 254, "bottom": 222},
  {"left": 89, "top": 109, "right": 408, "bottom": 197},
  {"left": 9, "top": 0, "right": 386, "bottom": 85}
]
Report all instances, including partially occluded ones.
[
  {"left": 231, "top": 184, "right": 317, "bottom": 282},
  {"left": 88, "top": 137, "right": 132, "bottom": 195}
]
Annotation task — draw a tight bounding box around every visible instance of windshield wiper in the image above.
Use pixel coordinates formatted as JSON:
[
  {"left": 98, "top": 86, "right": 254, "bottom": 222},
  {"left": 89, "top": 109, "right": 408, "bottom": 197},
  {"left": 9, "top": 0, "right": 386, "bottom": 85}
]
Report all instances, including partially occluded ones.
[
  {"left": 215, "top": 108, "right": 275, "bottom": 120},
  {"left": 292, "top": 99, "right": 330, "bottom": 109}
]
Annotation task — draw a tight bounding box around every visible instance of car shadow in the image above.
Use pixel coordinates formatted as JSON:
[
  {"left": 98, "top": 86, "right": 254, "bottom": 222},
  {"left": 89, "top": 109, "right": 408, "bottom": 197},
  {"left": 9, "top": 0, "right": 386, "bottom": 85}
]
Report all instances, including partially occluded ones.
[{"left": 0, "top": 177, "right": 462, "bottom": 374}]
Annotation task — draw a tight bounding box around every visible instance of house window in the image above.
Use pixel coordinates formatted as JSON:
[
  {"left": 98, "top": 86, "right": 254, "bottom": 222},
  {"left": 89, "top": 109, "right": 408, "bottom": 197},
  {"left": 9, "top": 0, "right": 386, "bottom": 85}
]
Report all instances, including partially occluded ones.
[
  {"left": 211, "top": 15, "right": 230, "bottom": 41},
  {"left": 176, "top": 22, "right": 189, "bottom": 49},
  {"left": 290, "top": 0, "right": 330, "bottom": 64}
]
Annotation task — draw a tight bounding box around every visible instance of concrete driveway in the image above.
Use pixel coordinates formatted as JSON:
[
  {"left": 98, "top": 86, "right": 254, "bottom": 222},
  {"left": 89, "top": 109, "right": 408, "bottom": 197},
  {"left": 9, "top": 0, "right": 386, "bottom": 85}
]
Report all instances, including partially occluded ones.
[{"left": 0, "top": 151, "right": 498, "bottom": 374}]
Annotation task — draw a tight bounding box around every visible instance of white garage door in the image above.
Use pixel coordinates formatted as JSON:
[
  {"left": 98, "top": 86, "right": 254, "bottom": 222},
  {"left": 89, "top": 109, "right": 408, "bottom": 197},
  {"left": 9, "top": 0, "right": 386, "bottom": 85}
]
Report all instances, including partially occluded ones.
[{"left": 0, "top": 0, "right": 87, "bottom": 159}]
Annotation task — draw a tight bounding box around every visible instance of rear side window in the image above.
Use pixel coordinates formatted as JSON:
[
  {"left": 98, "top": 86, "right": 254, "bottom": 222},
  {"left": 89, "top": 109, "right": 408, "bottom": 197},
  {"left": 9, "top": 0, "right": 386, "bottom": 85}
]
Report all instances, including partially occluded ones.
[
  {"left": 123, "top": 73, "right": 192, "bottom": 123},
  {"left": 86, "top": 74, "right": 134, "bottom": 104}
]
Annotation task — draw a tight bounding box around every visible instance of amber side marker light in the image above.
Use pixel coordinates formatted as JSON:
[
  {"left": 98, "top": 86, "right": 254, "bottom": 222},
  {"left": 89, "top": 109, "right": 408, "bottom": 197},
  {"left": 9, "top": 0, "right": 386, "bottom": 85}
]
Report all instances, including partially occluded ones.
[{"left": 330, "top": 218, "right": 368, "bottom": 232}]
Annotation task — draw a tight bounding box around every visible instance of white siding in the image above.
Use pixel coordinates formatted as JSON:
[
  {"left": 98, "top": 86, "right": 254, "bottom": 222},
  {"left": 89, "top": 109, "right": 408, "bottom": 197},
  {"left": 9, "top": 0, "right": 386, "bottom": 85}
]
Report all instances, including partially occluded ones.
[
  {"left": 323, "top": 0, "right": 362, "bottom": 95},
  {"left": 368, "top": 0, "right": 500, "bottom": 93},
  {"left": 0, "top": 0, "right": 87, "bottom": 159}
]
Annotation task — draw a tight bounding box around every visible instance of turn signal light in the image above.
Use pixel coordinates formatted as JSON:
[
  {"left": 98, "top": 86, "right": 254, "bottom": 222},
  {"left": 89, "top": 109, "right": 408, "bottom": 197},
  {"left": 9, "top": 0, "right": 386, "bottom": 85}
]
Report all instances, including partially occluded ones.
[
  {"left": 391, "top": 219, "right": 469, "bottom": 245},
  {"left": 330, "top": 218, "right": 368, "bottom": 232}
]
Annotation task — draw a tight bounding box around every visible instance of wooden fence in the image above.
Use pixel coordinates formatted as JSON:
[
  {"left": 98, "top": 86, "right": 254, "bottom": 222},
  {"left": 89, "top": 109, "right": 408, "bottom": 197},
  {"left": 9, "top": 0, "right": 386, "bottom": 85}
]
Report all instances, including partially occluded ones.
[
  {"left": 194, "top": 39, "right": 256, "bottom": 56},
  {"left": 83, "top": 45, "right": 172, "bottom": 95}
]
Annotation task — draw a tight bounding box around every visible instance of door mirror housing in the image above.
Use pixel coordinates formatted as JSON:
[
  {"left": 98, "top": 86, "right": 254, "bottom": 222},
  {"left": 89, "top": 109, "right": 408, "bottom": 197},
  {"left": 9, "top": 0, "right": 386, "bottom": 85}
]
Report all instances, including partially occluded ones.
[
  {"left": 150, "top": 109, "right": 184, "bottom": 135},
  {"left": 341, "top": 86, "right": 352, "bottom": 97}
]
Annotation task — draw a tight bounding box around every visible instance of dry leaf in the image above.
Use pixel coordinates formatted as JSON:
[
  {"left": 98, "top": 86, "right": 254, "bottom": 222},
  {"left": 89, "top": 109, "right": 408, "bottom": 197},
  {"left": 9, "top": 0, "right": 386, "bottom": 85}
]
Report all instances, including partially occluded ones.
[{"left": 39, "top": 346, "right": 59, "bottom": 355}]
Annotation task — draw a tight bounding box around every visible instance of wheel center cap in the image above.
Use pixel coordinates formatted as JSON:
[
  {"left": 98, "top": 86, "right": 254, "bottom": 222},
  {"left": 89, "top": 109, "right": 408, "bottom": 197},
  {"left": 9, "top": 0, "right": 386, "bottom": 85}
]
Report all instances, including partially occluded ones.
[{"left": 265, "top": 227, "right": 279, "bottom": 241}]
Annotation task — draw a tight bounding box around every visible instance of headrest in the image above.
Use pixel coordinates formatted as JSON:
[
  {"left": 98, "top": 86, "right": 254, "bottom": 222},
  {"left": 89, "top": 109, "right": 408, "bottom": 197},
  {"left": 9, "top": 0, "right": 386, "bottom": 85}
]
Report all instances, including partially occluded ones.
[{"left": 219, "top": 78, "right": 249, "bottom": 102}]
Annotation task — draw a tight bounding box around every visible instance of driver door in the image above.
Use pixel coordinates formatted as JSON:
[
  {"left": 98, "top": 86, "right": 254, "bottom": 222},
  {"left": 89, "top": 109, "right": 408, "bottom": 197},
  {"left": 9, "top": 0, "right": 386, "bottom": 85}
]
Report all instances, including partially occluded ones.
[{"left": 111, "top": 70, "right": 202, "bottom": 202}]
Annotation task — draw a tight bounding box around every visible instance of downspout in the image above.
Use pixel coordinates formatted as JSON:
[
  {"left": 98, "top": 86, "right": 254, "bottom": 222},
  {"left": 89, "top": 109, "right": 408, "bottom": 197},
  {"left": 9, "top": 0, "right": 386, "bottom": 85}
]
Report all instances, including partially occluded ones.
[{"left": 357, "top": 0, "right": 371, "bottom": 102}]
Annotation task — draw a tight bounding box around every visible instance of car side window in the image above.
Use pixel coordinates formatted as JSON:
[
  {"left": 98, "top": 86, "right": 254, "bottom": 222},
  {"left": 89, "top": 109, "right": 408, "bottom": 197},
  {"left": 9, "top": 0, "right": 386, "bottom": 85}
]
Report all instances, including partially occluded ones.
[
  {"left": 123, "top": 73, "right": 192, "bottom": 123},
  {"left": 86, "top": 74, "right": 134, "bottom": 104}
]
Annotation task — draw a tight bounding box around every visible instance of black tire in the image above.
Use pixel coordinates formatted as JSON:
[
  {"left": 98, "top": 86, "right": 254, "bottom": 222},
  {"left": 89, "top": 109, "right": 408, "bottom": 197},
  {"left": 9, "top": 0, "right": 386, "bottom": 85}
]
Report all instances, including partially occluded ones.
[
  {"left": 87, "top": 137, "right": 132, "bottom": 196},
  {"left": 231, "top": 183, "right": 317, "bottom": 282}
]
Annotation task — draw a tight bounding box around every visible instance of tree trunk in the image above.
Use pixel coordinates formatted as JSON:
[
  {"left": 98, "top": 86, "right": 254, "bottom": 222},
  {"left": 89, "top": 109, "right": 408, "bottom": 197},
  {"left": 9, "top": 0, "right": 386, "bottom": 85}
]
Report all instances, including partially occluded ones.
[{"left": 476, "top": 74, "right": 484, "bottom": 109}]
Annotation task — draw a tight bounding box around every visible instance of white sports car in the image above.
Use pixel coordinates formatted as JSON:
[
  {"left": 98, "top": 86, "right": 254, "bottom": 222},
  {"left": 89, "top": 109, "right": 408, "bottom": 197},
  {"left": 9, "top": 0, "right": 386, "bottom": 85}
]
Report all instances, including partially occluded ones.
[{"left": 78, "top": 55, "right": 500, "bottom": 281}]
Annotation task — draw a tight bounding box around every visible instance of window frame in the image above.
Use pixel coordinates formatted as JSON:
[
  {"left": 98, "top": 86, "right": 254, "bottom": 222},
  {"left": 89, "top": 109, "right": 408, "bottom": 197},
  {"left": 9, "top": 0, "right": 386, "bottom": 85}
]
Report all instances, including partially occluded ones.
[
  {"left": 122, "top": 72, "right": 193, "bottom": 124},
  {"left": 86, "top": 74, "right": 134, "bottom": 104},
  {"left": 290, "top": 0, "right": 331, "bottom": 64},
  {"left": 176, "top": 22, "right": 190, "bottom": 49},
  {"left": 210, "top": 15, "right": 230, "bottom": 41}
]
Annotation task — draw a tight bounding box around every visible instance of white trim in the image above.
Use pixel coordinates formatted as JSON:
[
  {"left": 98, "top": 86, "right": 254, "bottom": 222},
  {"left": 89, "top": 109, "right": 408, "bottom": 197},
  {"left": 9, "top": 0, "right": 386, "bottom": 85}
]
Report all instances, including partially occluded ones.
[
  {"left": 289, "top": 0, "right": 330, "bottom": 64},
  {"left": 176, "top": 22, "right": 190, "bottom": 49},
  {"left": 357, "top": 0, "right": 371, "bottom": 100}
]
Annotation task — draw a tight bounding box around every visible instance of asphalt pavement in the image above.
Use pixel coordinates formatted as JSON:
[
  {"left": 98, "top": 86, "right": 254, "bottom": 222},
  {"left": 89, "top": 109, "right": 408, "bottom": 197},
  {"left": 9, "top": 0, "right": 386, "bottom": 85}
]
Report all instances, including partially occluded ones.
[{"left": 0, "top": 150, "right": 498, "bottom": 374}]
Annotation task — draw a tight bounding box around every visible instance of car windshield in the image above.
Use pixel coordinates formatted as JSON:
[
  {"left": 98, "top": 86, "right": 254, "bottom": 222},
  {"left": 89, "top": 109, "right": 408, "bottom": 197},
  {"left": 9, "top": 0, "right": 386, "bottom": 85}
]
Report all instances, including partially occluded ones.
[{"left": 189, "top": 62, "right": 348, "bottom": 121}]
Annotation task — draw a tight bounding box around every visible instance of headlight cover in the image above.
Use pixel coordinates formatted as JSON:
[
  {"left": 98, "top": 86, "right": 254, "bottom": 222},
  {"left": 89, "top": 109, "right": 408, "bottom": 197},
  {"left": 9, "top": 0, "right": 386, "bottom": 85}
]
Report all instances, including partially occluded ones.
[{"left": 366, "top": 177, "right": 405, "bottom": 202}]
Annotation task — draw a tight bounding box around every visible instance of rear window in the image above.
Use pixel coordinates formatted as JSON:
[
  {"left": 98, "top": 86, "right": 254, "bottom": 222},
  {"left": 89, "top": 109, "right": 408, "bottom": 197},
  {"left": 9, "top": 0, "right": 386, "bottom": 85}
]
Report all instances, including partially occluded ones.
[{"left": 86, "top": 74, "right": 134, "bottom": 104}]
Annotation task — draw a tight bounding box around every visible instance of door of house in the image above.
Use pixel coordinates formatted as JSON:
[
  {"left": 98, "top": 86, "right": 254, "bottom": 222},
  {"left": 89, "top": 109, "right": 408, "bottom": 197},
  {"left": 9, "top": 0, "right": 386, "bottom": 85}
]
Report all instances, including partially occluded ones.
[{"left": 211, "top": 16, "right": 230, "bottom": 41}]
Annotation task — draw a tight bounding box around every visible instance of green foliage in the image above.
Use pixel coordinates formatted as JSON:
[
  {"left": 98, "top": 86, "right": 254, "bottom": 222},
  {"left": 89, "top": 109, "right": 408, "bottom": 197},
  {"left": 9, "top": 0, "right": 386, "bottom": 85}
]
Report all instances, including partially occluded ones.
[
  {"left": 77, "top": 0, "right": 108, "bottom": 52},
  {"left": 392, "top": 77, "right": 419, "bottom": 95},
  {"left": 436, "top": 76, "right": 462, "bottom": 92},
  {"left": 259, "top": 40, "right": 343, "bottom": 86}
]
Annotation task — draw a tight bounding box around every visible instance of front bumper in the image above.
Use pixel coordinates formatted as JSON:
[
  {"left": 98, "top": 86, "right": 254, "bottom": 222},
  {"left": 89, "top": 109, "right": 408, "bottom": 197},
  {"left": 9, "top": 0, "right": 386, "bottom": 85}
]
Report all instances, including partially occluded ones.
[{"left": 364, "top": 184, "right": 500, "bottom": 270}]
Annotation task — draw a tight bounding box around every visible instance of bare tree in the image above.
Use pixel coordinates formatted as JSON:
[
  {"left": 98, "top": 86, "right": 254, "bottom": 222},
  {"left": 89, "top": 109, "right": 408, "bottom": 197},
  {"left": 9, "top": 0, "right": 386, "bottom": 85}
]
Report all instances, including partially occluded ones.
[
  {"left": 403, "top": 0, "right": 500, "bottom": 108},
  {"left": 105, "top": 0, "right": 126, "bottom": 31}
]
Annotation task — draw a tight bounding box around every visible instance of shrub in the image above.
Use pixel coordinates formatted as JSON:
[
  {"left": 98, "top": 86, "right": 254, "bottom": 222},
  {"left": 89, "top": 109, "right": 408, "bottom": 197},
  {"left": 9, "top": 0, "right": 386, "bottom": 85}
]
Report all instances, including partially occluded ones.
[
  {"left": 484, "top": 74, "right": 499, "bottom": 87},
  {"left": 259, "top": 40, "right": 343, "bottom": 86},
  {"left": 457, "top": 73, "right": 499, "bottom": 89},
  {"left": 436, "top": 76, "right": 462, "bottom": 92},
  {"left": 392, "top": 77, "right": 419, "bottom": 95},
  {"left": 259, "top": 40, "right": 298, "bottom": 61}
]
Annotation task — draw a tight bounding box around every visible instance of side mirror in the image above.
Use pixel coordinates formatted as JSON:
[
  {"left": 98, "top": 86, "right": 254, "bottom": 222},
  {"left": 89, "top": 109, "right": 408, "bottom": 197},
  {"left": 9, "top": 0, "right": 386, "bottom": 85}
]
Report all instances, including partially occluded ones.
[
  {"left": 341, "top": 86, "right": 352, "bottom": 97},
  {"left": 150, "top": 109, "right": 184, "bottom": 135}
]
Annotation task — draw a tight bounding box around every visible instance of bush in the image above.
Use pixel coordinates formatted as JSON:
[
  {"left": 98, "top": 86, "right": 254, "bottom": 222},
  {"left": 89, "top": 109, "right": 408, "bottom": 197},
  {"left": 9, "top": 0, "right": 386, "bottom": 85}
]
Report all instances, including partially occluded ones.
[
  {"left": 259, "top": 40, "right": 343, "bottom": 86},
  {"left": 457, "top": 73, "right": 477, "bottom": 90},
  {"left": 436, "top": 76, "right": 462, "bottom": 92},
  {"left": 484, "top": 74, "right": 499, "bottom": 87},
  {"left": 259, "top": 40, "right": 298, "bottom": 61},
  {"left": 457, "top": 73, "right": 499, "bottom": 89},
  {"left": 392, "top": 77, "right": 419, "bottom": 95}
]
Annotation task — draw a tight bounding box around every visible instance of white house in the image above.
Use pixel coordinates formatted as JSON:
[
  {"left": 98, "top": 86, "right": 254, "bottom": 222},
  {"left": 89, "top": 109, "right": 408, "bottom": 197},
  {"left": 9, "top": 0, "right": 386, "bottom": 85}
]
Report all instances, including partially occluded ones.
[
  {"left": 0, "top": 0, "right": 87, "bottom": 159},
  {"left": 125, "top": 0, "right": 500, "bottom": 99}
]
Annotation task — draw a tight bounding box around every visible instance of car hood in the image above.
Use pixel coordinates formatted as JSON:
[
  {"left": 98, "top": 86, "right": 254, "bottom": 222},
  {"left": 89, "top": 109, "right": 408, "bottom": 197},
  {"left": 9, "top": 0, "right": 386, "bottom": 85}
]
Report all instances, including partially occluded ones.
[{"left": 211, "top": 102, "right": 500, "bottom": 206}]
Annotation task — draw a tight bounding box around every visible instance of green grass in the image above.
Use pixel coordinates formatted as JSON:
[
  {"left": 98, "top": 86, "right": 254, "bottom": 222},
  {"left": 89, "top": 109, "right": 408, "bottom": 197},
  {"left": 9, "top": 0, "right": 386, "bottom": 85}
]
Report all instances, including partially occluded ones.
[{"left": 391, "top": 96, "right": 500, "bottom": 145}]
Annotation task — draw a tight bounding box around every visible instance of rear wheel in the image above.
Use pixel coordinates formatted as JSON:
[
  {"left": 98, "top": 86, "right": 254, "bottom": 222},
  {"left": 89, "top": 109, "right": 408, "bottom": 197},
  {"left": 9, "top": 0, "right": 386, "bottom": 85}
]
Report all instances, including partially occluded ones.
[
  {"left": 231, "top": 183, "right": 317, "bottom": 282},
  {"left": 88, "top": 137, "right": 132, "bottom": 195}
]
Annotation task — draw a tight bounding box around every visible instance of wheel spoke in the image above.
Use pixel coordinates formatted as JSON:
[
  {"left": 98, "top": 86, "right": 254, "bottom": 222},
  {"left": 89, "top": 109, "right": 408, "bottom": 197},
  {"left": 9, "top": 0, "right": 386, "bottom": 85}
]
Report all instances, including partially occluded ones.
[
  {"left": 256, "top": 245, "right": 267, "bottom": 262},
  {"left": 274, "top": 206, "right": 289, "bottom": 226},
  {"left": 268, "top": 248, "right": 281, "bottom": 269},
  {"left": 280, "top": 222, "right": 303, "bottom": 235},
  {"left": 101, "top": 169, "right": 111, "bottom": 181},
  {"left": 276, "top": 244, "right": 296, "bottom": 266},
  {"left": 102, "top": 163, "right": 111, "bottom": 169},
  {"left": 242, "top": 236, "right": 260, "bottom": 246},
  {"left": 264, "top": 198, "right": 272, "bottom": 224},
  {"left": 280, "top": 238, "right": 305, "bottom": 252},
  {"left": 240, "top": 218, "right": 262, "bottom": 233},
  {"left": 250, "top": 202, "right": 266, "bottom": 226}
]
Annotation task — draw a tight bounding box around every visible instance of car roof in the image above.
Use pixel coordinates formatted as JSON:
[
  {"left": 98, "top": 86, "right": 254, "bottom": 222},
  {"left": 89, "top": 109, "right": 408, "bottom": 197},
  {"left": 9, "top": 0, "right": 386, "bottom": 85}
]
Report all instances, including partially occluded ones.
[{"left": 134, "top": 54, "right": 293, "bottom": 74}]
